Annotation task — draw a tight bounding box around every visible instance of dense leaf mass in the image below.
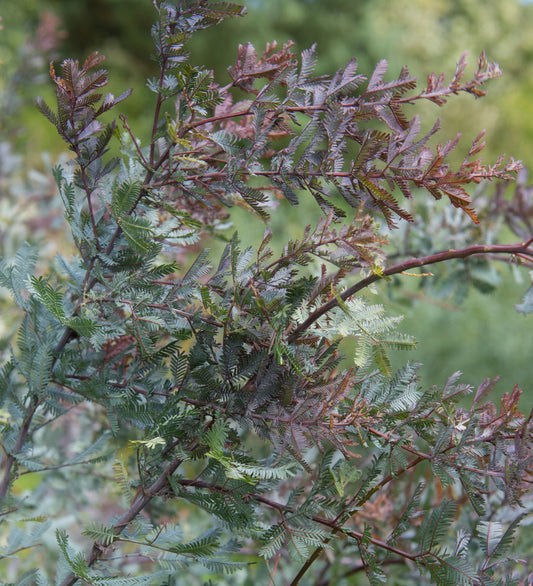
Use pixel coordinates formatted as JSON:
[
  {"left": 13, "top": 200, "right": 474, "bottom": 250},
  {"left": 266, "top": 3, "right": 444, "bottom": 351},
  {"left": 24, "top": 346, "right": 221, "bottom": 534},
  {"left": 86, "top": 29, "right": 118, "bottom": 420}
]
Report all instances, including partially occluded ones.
[{"left": 0, "top": 2, "right": 532, "bottom": 585}]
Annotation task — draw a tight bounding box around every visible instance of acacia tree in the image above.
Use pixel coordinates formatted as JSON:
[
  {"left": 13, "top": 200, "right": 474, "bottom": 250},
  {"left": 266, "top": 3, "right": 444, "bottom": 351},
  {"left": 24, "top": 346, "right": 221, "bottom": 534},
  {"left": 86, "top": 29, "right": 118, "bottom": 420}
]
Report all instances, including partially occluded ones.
[{"left": 1, "top": 2, "right": 532, "bottom": 584}]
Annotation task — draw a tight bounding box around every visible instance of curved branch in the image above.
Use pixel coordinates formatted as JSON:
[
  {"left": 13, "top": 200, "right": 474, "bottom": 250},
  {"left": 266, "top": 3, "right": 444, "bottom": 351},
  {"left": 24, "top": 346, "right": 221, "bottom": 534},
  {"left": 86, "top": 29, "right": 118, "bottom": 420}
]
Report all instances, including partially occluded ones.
[
  {"left": 176, "top": 478, "right": 419, "bottom": 562},
  {"left": 288, "top": 239, "right": 533, "bottom": 343},
  {"left": 175, "top": 476, "right": 438, "bottom": 586}
]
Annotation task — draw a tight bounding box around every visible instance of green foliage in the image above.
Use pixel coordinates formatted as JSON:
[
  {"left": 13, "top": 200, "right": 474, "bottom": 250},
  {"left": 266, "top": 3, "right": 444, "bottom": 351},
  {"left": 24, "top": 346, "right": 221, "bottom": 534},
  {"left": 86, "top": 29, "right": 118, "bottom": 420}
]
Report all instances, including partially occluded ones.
[{"left": 0, "top": 2, "right": 532, "bottom": 585}]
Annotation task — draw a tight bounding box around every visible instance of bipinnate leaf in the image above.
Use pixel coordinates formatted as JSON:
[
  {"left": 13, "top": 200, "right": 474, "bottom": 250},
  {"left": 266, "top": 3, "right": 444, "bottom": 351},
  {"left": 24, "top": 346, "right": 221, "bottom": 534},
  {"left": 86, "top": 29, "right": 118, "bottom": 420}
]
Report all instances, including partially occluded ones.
[
  {"left": 111, "top": 181, "right": 142, "bottom": 218},
  {"left": 118, "top": 216, "right": 155, "bottom": 253}
]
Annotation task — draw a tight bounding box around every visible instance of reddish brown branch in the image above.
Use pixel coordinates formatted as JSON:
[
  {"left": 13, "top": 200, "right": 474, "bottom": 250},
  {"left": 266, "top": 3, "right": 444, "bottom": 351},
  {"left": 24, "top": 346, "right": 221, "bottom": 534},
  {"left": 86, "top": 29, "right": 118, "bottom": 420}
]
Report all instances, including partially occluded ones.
[
  {"left": 288, "top": 239, "right": 533, "bottom": 342},
  {"left": 175, "top": 477, "right": 423, "bottom": 569}
]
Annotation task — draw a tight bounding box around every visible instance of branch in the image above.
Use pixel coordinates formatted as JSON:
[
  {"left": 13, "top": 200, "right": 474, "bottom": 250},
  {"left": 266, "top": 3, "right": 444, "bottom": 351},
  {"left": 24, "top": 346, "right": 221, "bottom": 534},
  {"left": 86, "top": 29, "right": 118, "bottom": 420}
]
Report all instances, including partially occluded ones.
[
  {"left": 176, "top": 478, "right": 423, "bottom": 569},
  {"left": 0, "top": 291, "right": 90, "bottom": 499},
  {"left": 58, "top": 455, "right": 183, "bottom": 586},
  {"left": 0, "top": 396, "right": 41, "bottom": 499},
  {"left": 288, "top": 239, "right": 533, "bottom": 342}
]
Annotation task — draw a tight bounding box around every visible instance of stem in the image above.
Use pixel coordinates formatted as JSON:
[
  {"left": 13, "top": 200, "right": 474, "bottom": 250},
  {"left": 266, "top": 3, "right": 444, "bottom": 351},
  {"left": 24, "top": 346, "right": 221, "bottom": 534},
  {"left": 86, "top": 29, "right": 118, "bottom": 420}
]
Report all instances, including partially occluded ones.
[
  {"left": 287, "top": 450, "right": 426, "bottom": 586},
  {"left": 0, "top": 276, "right": 92, "bottom": 499},
  {"left": 77, "top": 162, "right": 101, "bottom": 251},
  {"left": 175, "top": 478, "right": 423, "bottom": 577},
  {"left": 119, "top": 114, "right": 151, "bottom": 169},
  {"left": 149, "top": 29, "right": 168, "bottom": 168},
  {"left": 58, "top": 455, "right": 183, "bottom": 586},
  {"left": 288, "top": 240, "right": 533, "bottom": 342},
  {"left": 0, "top": 396, "right": 40, "bottom": 499},
  {"left": 183, "top": 71, "right": 495, "bottom": 133}
]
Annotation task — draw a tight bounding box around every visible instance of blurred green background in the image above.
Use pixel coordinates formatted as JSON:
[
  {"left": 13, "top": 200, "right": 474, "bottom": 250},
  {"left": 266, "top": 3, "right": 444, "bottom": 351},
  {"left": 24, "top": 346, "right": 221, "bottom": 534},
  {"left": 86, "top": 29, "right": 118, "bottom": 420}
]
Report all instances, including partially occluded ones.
[{"left": 0, "top": 0, "right": 531, "bottom": 404}]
